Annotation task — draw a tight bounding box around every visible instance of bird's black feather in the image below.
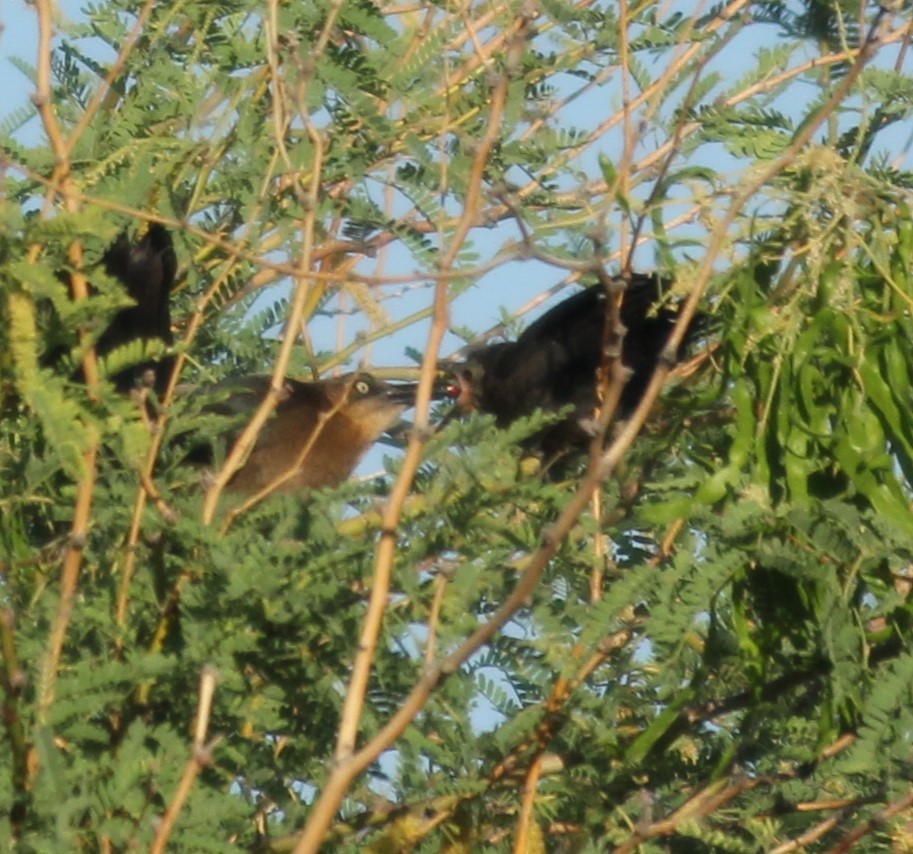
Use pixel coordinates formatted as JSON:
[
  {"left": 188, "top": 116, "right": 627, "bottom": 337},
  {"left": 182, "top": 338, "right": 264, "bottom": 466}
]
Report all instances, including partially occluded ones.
[
  {"left": 98, "top": 224, "right": 176, "bottom": 393},
  {"left": 454, "top": 274, "right": 703, "bottom": 462}
]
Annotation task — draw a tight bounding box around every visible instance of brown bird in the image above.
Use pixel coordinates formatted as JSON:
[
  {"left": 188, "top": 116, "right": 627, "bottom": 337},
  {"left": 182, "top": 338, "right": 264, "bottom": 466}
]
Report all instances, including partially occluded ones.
[{"left": 192, "top": 372, "right": 419, "bottom": 495}]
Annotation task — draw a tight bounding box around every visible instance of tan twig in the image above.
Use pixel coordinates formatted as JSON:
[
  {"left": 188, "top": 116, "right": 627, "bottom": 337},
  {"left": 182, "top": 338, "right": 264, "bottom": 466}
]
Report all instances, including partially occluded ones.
[
  {"left": 424, "top": 574, "right": 448, "bottom": 669},
  {"left": 769, "top": 812, "right": 851, "bottom": 854},
  {"left": 149, "top": 666, "right": 219, "bottom": 854},
  {"left": 0, "top": 610, "right": 28, "bottom": 835},
  {"left": 593, "top": 4, "right": 894, "bottom": 489},
  {"left": 616, "top": 0, "right": 633, "bottom": 253},
  {"left": 333, "top": 21, "right": 519, "bottom": 757},
  {"left": 513, "top": 753, "right": 544, "bottom": 854},
  {"left": 613, "top": 776, "right": 761, "bottom": 854},
  {"left": 135, "top": 467, "right": 178, "bottom": 525},
  {"left": 115, "top": 229, "right": 254, "bottom": 636},
  {"left": 610, "top": 730, "right": 858, "bottom": 853},
  {"left": 824, "top": 787, "right": 913, "bottom": 854},
  {"left": 589, "top": 488, "right": 607, "bottom": 602},
  {"left": 515, "top": 0, "right": 754, "bottom": 205},
  {"left": 35, "top": 441, "right": 101, "bottom": 729},
  {"left": 126, "top": 4, "right": 349, "bottom": 649},
  {"left": 298, "top": 385, "right": 645, "bottom": 851}
]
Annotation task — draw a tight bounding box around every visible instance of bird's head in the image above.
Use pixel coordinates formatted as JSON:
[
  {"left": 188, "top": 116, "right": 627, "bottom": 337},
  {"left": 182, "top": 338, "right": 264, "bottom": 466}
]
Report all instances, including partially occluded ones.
[
  {"left": 446, "top": 361, "right": 483, "bottom": 412},
  {"left": 101, "top": 223, "right": 177, "bottom": 320},
  {"left": 327, "top": 372, "right": 419, "bottom": 441},
  {"left": 445, "top": 344, "right": 509, "bottom": 414}
]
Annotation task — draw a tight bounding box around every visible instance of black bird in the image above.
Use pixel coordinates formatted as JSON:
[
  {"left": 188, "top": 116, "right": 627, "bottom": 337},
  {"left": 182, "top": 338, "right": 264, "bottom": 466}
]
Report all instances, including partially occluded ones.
[
  {"left": 451, "top": 274, "right": 702, "bottom": 462},
  {"left": 97, "top": 224, "right": 176, "bottom": 394},
  {"left": 189, "top": 371, "right": 419, "bottom": 495}
]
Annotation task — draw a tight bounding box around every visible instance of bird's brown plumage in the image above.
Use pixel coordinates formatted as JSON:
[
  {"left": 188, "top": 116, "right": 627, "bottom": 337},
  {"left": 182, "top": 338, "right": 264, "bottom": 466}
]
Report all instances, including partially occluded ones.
[{"left": 198, "top": 372, "right": 418, "bottom": 495}]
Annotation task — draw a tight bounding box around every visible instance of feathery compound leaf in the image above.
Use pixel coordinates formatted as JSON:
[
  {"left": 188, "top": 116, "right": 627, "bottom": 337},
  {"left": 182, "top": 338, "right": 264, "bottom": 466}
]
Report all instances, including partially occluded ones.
[{"left": 3, "top": 1, "right": 913, "bottom": 850}]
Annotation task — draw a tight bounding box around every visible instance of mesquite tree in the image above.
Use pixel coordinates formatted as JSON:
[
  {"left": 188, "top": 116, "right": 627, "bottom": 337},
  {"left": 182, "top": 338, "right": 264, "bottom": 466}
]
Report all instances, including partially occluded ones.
[{"left": 2, "top": 1, "right": 913, "bottom": 850}]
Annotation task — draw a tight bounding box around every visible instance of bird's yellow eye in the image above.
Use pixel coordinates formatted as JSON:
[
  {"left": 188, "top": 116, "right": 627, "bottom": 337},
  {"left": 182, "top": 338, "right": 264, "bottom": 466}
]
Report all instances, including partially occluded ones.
[{"left": 354, "top": 379, "right": 371, "bottom": 395}]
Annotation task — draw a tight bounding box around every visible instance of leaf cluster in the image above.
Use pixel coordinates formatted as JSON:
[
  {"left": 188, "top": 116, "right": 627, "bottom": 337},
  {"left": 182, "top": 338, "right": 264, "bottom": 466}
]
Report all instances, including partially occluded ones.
[{"left": 2, "top": 1, "right": 913, "bottom": 851}]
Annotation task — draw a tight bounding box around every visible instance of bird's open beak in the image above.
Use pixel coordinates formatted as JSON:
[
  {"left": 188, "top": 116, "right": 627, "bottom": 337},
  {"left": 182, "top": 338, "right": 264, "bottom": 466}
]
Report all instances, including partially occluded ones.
[
  {"left": 381, "top": 379, "right": 458, "bottom": 407},
  {"left": 430, "top": 363, "right": 463, "bottom": 401}
]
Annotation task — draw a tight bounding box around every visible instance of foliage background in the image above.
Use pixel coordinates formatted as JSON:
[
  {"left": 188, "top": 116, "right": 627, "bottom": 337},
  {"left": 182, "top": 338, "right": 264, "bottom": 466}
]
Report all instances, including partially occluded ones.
[{"left": 2, "top": 0, "right": 913, "bottom": 850}]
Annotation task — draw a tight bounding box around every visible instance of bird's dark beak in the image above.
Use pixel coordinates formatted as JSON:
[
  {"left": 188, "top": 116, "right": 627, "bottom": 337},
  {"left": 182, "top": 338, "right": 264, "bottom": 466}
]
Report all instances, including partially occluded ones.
[
  {"left": 382, "top": 382, "right": 421, "bottom": 407},
  {"left": 378, "top": 379, "right": 457, "bottom": 406}
]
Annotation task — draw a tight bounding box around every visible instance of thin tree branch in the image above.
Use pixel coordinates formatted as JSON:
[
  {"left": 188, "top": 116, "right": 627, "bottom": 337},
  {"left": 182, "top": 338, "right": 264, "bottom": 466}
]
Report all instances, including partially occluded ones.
[{"left": 149, "top": 666, "right": 219, "bottom": 854}]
